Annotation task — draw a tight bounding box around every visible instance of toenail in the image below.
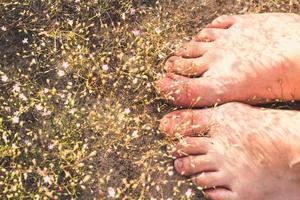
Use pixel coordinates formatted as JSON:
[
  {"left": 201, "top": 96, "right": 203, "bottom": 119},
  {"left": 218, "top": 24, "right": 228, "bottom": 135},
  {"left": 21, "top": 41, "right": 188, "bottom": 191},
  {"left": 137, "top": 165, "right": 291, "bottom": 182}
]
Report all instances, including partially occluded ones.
[{"left": 175, "top": 159, "right": 184, "bottom": 172}]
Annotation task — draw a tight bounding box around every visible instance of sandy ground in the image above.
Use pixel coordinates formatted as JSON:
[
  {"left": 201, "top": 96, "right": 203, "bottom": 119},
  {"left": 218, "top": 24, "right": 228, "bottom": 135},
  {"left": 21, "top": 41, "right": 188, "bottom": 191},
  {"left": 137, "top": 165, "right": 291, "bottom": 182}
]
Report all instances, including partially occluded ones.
[{"left": 1, "top": 0, "right": 300, "bottom": 199}]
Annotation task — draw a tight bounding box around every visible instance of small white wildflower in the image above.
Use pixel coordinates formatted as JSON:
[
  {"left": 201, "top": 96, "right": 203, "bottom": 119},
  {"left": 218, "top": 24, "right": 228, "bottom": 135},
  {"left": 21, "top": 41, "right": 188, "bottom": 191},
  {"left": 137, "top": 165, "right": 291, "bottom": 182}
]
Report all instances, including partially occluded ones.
[
  {"left": 35, "top": 104, "right": 43, "bottom": 111},
  {"left": 132, "top": 29, "right": 140, "bottom": 36},
  {"left": 168, "top": 170, "right": 174, "bottom": 176},
  {"left": 12, "top": 83, "right": 20, "bottom": 92},
  {"left": 3, "top": 133, "right": 8, "bottom": 143},
  {"left": 102, "top": 64, "right": 109, "bottom": 71},
  {"left": 155, "top": 27, "right": 162, "bottom": 34},
  {"left": 12, "top": 116, "right": 19, "bottom": 124},
  {"left": 62, "top": 62, "right": 69, "bottom": 69},
  {"left": 67, "top": 19, "right": 74, "bottom": 26},
  {"left": 1, "top": 74, "right": 8, "bottom": 82},
  {"left": 43, "top": 175, "right": 52, "bottom": 184},
  {"left": 57, "top": 70, "right": 65, "bottom": 77},
  {"left": 130, "top": 8, "right": 136, "bottom": 15},
  {"left": 132, "top": 78, "right": 138, "bottom": 84},
  {"left": 185, "top": 188, "right": 192, "bottom": 197},
  {"left": 69, "top": 108, "right": 77, "bottom": 115},
  {"left": 132, "top": 130, "right": 138, "bottom": 137},
  {"left": 42, "top": 110, "right": 51, "bottom": 116},
  {"left": 19, "top": 93, "right": 28, "bottom": 101},
  {"left": 48, "top": 143, "right": 55, "bottom": 150},
  {"left": 24, "top": 140, "right": 32, "bottom": 146},
  {"left": 107, "top": 187, "right": 115, "bottom": 198},
  {"left": 1, "top": 26, "right": 7, "bottom": 31},
  {"left": 22, "top": 38, "right": 28, "bottom": 44},
  {"left": 124, "top": 108, "right": 131, "bottom": 114},
  {"left": 44, "top": 88, "right": 49, "bottom": 94}
]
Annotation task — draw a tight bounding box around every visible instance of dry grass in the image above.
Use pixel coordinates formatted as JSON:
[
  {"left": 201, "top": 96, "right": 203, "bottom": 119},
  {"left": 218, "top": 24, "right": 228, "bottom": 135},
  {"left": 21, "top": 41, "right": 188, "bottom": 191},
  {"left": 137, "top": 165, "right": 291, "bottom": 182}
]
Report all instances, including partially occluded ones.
[{"left": 1, "top": 0, "right": 300, "bottom": 199}]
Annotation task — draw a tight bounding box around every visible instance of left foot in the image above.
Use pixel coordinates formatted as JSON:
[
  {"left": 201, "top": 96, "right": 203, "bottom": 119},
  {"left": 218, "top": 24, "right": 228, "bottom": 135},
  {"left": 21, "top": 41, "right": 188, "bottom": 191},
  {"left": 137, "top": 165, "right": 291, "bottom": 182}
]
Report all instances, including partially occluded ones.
[
  {"left": 160, "top": 103, "right": 300, "bottom": 200},
  {"left": 156, "top": 13, "right": 300, "bottom": 107}
]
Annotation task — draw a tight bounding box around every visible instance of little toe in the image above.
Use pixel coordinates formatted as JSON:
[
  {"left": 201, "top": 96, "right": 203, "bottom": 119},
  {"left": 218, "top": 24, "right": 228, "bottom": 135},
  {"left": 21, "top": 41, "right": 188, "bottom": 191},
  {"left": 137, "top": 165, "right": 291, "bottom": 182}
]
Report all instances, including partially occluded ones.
[
  {"left": 206, "top": 15, "right": 237, "bottom": 29},
  {"left": 174, "top": 155, "right": 217, "bottom": 176},
  {"left": 175, "top": 41, "right": 213, "bottom": 58},
  {"left": 204, "top": 188, "right": 235, "bottom": 200},
  {"left": 192, "top": 172, "right": 229, "bottom": 191},
  {"left": 171, "top": 137, "right": 211, "bottom": 157},
  {"left": 193, "top": 28, "right": 226, "bottom": 42},
  {"left": 160, "top": 109, "right": 213, "bottom": 137}
]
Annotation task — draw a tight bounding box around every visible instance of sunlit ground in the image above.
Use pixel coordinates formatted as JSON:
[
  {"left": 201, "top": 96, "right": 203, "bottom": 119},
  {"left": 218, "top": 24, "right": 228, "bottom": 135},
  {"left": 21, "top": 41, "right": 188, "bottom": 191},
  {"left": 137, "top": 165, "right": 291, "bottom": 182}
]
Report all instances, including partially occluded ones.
[{"left": 0, "top": 0, "right": 299, "bottom": 199}]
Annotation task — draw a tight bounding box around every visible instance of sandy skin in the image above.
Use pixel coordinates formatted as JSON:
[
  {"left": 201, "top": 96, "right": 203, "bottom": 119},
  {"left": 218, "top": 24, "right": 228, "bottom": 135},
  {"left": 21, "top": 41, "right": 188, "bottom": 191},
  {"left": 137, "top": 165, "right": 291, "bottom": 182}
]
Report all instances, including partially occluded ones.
[
  {"left": 156, "top": 13, "right": 300, "bottom": 107},
  {"left": 158, "top": 13, "right": 300, "bottom": 200},
  {"left": 160, "top": 103, "right": 300, "bottom": 200}
]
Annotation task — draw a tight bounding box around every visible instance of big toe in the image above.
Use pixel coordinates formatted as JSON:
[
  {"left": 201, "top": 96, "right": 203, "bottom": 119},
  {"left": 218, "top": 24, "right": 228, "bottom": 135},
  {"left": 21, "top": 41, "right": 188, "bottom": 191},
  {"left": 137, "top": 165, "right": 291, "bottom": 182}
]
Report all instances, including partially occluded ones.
[
  {"left": 193, "top": 172, "right": 230, "bottom": 191},
  {"left": 160, "top": 109, "right": 212, "bottom": 137},
  {"left": 155, "top": 73, "right": 233, "bottom": 107},
  {"left": 204, "top": 188, "right": 235, "bottom": 200},
  {"left": 174, "top": 154, "right": 217, "bottom": 176},
  {"left": 206, "top": 15, "right": 237, "bottom": 29}
]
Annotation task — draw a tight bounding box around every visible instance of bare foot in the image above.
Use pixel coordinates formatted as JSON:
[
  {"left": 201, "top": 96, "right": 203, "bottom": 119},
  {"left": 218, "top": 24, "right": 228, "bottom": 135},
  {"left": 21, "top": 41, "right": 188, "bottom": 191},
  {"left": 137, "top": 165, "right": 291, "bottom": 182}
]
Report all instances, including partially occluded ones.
[
  {"left": 156, "top": 13, "right": 300, "bottom": 107},
  {"left": 160, "top": 103, "right": 300, "bottom": 200}
]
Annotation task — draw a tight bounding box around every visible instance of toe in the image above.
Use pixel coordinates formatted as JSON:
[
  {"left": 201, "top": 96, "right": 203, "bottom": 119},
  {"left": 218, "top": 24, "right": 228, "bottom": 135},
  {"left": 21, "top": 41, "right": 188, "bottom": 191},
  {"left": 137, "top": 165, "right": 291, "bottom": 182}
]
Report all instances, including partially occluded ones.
[
  {"left": 174, "top": 155, "right": 216, "bottom": 176},
  {"left": 204, "top": 188, "right": 235, "bottom": 200},
  {"left": 155, "top": 73, "right": 232, "bottom": 107},
  {"left": 192, "top": 172, "right": 229, "bottom": 190},
  {"left": 171, "top": 137, "right": 211, "bottom": 157},
  {"left": 160, "top": 109, "right": 213, "bottom": 137},
  {"left": 165, "top": 56, "right": 209, "bottom": 76},
  {"left": 193, "top": 28, "right": 226, "bottom": 42},
  {"left": 174, "top": 41, "right": 213, "bottom": 58},
  {"left": 206, "top": 15, "right": 237, "bottom": 29}
]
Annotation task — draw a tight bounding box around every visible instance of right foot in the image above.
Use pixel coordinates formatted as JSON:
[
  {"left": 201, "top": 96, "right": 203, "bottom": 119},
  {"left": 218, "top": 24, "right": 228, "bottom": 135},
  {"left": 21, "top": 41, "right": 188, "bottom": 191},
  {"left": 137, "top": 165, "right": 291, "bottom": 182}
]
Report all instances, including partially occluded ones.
[
  {"left": 156, "top": 13, "right": 300, "bottom": 107},
  {"left": 160, "top": 103, "right": 300, "bottom": 200}
]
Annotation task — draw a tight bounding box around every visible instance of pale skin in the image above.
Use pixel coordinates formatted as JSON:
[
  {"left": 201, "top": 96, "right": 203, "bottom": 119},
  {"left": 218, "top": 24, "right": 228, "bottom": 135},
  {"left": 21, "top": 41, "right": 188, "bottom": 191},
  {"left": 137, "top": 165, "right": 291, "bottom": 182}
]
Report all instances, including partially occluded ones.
[
  {"left": 156, "top": 13, "right": 300, "bottom": 107},
  {"left": 156, "top": 13, "right": 300, "bottom": 200}
]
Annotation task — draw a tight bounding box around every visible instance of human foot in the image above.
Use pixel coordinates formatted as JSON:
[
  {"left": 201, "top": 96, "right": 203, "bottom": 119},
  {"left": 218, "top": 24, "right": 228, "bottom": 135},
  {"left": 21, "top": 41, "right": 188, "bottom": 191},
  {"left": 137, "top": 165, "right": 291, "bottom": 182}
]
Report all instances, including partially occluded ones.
[
  {"left": 156, "top": 13, "right": 300, "bottom": 107},
  {"left": 160, "top": 103, "right": 300, "bottom": 200}
]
